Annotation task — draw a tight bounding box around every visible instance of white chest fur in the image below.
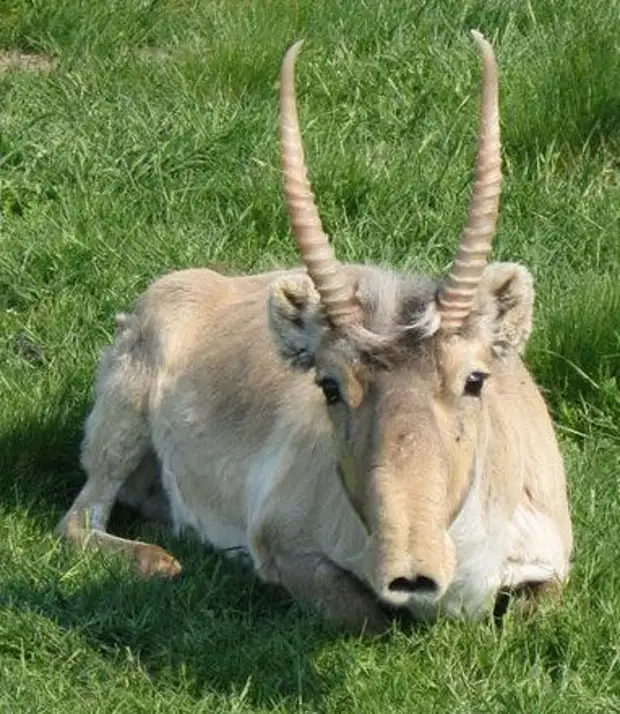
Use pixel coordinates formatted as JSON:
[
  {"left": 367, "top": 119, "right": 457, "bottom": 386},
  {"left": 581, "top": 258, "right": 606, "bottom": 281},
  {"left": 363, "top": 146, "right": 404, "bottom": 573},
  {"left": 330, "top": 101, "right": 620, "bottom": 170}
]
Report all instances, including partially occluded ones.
[{"left": 439, "top": 475, "right": 568, "bottom": 620}]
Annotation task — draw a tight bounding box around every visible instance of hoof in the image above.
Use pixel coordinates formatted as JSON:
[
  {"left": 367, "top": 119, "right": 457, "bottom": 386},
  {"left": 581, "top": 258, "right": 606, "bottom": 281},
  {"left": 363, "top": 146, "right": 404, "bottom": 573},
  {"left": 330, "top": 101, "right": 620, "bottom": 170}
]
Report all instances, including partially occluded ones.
[{"left": 135, "top": 544, "right": 182, "bottom": 578}]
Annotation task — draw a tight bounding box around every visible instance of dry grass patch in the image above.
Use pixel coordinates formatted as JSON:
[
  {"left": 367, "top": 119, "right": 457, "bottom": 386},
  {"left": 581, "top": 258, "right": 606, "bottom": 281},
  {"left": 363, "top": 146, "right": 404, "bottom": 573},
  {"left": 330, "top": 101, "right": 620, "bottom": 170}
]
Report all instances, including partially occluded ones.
[{"left": 0, "top": 49, "right": 56, "bottom": 74}]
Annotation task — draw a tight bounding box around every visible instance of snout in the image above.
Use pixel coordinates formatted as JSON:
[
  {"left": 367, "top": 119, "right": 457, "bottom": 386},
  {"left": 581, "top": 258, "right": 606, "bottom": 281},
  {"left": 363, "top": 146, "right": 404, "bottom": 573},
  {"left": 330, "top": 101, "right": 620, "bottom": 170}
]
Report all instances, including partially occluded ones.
[
  {"left": 366, "top": 401, "right": 461, "bottom": 611},
  {"left": 375, "top": 531, "right": 457, "bottom": 609}
]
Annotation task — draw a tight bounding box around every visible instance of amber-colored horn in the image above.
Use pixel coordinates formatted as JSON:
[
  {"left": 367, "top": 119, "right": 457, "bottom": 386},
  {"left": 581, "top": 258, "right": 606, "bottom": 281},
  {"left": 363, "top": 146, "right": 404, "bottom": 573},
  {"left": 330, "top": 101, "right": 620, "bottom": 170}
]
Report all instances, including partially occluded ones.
[
  {"left": 438, "top": 30, "right": 502, "bottom": 332},
  {"left": 279, "top": 40, "right": 360, "bottom": 328}
]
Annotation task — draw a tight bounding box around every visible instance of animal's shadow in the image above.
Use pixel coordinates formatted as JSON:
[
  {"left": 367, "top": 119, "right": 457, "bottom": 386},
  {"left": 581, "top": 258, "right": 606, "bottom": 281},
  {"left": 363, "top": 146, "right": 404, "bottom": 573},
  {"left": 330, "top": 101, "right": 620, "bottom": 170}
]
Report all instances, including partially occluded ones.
[{"left": 2, "top": 533, "right": 370, "bottom": 707}]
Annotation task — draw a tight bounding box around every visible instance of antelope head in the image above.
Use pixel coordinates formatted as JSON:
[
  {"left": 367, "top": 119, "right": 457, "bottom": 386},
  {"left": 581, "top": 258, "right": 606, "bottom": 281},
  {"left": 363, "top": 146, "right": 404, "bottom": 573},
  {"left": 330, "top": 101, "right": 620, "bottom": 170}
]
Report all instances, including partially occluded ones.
[{"left": 268, "top": 33, "right": 534, "bottom": 608}]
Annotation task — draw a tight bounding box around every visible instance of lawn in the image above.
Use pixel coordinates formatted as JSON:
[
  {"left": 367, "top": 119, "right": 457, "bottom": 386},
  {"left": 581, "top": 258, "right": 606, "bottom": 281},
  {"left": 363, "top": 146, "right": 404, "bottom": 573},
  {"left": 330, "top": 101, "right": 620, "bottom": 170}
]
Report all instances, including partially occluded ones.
[{"left": 1, "top": 0, "right": 620, "bottom": 711}]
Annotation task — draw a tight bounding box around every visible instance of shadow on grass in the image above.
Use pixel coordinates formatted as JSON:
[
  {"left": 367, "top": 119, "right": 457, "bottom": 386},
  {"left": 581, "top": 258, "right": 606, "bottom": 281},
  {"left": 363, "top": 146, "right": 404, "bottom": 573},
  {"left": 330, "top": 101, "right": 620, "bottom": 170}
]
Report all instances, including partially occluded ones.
[
  {"left": 0, "top": 398, "right": 89, "bottom": 527},
  {"left": 2, "top": 546, "right": 356, "bottom": 707}
]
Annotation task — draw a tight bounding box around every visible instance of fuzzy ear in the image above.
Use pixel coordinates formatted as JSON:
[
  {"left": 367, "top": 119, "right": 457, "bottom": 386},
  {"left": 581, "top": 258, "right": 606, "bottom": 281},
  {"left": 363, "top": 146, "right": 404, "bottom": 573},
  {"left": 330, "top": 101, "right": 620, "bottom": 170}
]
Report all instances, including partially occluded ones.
[
  {"left": 268, "top": 273, "right": 325, "bottom": 370},
  {"left": 467, "top": 262, "right": 535, "bottom": 357}
]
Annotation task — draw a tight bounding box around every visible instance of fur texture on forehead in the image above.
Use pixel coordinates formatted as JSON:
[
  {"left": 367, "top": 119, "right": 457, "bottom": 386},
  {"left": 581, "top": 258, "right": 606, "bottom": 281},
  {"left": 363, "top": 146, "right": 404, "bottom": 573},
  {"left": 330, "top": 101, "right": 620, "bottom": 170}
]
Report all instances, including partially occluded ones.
[{"left": 336, "top": 264, "right": 441, "bottom": 364}]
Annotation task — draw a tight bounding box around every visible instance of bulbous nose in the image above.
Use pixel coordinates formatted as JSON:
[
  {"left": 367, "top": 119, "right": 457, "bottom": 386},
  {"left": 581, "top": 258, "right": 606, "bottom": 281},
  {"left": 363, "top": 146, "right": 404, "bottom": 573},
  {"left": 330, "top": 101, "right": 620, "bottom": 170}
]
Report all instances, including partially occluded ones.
[
  {"left": 388, "top": 575, "right": 439, "bottom": 595},
  {"left": 376, "top": 531, "right": 457, "bottom": 608}
]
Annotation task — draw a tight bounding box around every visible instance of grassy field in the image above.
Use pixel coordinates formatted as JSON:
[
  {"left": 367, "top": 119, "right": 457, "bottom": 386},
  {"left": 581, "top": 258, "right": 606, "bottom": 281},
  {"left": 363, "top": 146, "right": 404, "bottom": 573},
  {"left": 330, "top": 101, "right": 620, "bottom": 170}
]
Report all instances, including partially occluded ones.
[{"left": 1, "top": 0, "right": 620, "bottom": 711}]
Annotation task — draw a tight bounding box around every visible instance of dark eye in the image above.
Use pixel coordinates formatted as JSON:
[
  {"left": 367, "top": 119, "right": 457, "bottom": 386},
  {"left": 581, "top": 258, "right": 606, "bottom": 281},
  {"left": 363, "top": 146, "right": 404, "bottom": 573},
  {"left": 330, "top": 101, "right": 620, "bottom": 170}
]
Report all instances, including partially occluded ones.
[
  {"left": 317, "top": 377, "right": 342, "bottom": 405},
  {"left": 463, "top": 371, "right": 489, "bottom": 398}
]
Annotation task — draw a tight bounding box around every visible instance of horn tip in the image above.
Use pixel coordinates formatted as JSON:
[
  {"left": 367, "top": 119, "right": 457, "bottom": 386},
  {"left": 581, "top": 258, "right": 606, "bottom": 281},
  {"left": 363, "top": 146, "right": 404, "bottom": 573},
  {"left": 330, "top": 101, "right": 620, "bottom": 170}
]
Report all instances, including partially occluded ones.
[
  {"left": 284, "top": 38, "right": 305, "bottom": 62},
  {"left": 469, "top": 29, "right": 493, "bottom": 55}
]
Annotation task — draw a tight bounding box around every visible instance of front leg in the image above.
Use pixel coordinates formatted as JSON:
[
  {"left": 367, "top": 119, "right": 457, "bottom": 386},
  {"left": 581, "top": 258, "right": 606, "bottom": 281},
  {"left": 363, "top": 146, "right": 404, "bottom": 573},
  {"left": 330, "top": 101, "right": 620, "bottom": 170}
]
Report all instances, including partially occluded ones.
[{"left": 268, "top": 551, "right": 390, "bottom": 635}]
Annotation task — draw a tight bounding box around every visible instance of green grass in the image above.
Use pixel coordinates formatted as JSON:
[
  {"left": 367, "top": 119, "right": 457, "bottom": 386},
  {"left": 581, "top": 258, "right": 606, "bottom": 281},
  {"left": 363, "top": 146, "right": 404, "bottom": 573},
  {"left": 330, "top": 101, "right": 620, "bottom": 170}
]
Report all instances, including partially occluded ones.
[{"left": 1, "top": 0, "right": 620, "bottom": 711}]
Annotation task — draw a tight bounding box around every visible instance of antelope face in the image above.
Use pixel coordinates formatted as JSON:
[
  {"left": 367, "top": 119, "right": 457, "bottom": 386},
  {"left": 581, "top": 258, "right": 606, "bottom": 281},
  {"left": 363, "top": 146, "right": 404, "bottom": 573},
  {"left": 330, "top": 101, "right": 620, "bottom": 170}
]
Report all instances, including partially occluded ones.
[
  {"left": 269, "top": 33, "right": 533, "bottom": 607},
  {"left": 270, "top": 260, "right": 534, "bottom": 606}
]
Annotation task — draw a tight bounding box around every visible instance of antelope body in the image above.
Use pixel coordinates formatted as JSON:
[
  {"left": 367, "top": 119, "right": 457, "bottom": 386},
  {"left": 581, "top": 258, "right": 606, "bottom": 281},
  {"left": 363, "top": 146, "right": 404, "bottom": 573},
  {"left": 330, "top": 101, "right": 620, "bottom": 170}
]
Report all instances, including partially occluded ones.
[{"left": 58, "top": 33, "right": 573, "bottom": 633}]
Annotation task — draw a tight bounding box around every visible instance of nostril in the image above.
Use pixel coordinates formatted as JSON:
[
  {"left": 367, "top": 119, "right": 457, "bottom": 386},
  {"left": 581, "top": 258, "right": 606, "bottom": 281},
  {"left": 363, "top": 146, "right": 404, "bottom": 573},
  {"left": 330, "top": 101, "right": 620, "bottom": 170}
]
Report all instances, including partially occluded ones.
[{"left": 388, "top": 575, "right": 439, "bottom": 594}]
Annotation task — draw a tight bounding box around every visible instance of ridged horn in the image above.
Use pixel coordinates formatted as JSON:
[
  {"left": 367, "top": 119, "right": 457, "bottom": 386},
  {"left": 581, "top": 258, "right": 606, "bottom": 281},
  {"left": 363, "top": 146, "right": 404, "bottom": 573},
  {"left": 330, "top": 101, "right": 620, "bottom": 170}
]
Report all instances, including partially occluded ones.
[
  {"left": 438, "top": 30, "right": 502, "bottom": 332},
  {"left": 279, "top": 40, "right": 360, "bottom": 328}
]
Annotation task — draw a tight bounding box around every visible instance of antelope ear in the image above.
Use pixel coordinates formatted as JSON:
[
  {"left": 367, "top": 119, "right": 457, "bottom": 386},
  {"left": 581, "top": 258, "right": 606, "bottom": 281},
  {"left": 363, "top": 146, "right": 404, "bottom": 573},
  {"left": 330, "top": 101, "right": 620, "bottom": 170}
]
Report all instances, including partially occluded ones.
[
  {"left": 268, "top": 273, "right": 325, "bottom": 370},
  {"left": 468, "top": 262, "right": 534, "bottom": 357}
]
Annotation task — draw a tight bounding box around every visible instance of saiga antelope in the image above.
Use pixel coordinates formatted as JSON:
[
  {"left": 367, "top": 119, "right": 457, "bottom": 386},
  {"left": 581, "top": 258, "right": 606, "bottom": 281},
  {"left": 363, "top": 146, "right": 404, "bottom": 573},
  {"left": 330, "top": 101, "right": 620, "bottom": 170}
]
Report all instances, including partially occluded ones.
[{"left": 58, "top": 31, "right": 573, "bottom": 633}]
